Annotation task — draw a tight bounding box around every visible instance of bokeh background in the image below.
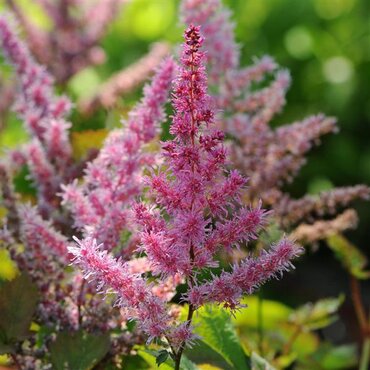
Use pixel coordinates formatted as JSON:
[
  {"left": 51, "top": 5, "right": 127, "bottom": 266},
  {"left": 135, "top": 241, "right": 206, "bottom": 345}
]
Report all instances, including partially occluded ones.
[{"left": 1, "top": 0, "right": 369, "bottom": 353}]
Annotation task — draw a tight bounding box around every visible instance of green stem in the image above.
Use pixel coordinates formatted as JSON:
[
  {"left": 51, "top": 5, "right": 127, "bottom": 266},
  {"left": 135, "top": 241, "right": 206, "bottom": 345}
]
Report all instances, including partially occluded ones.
[
  {"left": 257, "top": 293, "right": 264, "bottom": 355},
  {"left": 174, "top": 303, "right": 195, "bottom": 370},
  {"left": 359, "top": 337, "right": 370, "bottom": 370},
  {"left": 350, "top": 276, "right": 367, "bottom": 333}
]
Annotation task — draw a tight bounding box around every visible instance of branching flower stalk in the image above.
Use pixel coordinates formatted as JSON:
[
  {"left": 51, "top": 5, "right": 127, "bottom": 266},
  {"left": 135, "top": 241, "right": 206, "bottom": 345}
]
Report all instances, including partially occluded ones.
[
  {"left": 181, "top": 0, "right": 369, "bottom": 238},
  {"left": 62, "top": 56, "right": 175, "bottom": 251},
  {"left": 6, "top": 0, "right": 125, "bottom": 84},
  {"left": 0, "top": 14, "right": 176, "bottom": 367},
  {"left": 70, "top": 25, "right": 303, "bottom": 369}
]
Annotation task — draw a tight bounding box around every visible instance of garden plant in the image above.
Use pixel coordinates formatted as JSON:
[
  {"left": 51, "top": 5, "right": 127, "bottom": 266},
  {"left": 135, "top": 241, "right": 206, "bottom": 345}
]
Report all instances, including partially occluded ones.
[{"left": 0, "top": 0, "right": 369, "bottom": 369}]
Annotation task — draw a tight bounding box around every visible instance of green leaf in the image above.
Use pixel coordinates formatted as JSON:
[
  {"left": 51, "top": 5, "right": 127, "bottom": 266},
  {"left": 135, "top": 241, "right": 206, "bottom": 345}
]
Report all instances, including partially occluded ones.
[
  {"left": 156, "top": 350, "right": 170, "bottom": 367},
  {"left": 121, "top": 354, "right": 150, "bottom": 369},
  {"left": 71, "top": 129, "right": 108, "bottom": 160},
  {"left": 185, "top": 340, "right": 232, "bottom": 370},
  {"left": 180, "top": 355, "right": 200, "bottom": 370},
  {"left": 321, "top": 344, "right": 358, "bottom": 369},
  {"left": 0, "top": 273, "right": 38, "bottom": 353},
  {"left": 0, "top": 249, "right": 18, "bottom": 281},
  {"left": 50, "top": 330, "right": 110, "bottom": 370},
  {"left": 250, "top": 352, "right": 276, "bottom": 370},
  {"left": 299, "top": 343, "right": 358, "bottom": 370},
  {"left": 68, "top": 68, "right": 102, "bottom": 99},
  {"left": 289, "top": 295, "right": 344, "bottom": 330},
  {"left": 137, "top": 348, "right": 174, "bottom": 369},
  {"left": 191, "top": 305, "right": 249, "bottom": 369},
  {"left": 233, "top": 296, "right": 292, "bottom": 330},
  {"left": 326, "top": 234, "right": 370, "bottom": 279},
  {"left": 285, "top": 326, "right": 319, "bottom": 357}
]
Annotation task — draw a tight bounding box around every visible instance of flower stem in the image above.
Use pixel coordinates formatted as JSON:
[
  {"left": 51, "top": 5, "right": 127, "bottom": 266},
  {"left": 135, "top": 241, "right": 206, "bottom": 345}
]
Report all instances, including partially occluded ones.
[
  {"left": 174, "top": 303, "right": 195, "bottom": 370},
  {"left": 359, "top": 337, "right": 370, "bottom": 370},
  {"left": 350, "top": 276, "right": 368, "bottom": 333},
  {"left": 257, "top": 293, "right": 264, "bottom": 355}
]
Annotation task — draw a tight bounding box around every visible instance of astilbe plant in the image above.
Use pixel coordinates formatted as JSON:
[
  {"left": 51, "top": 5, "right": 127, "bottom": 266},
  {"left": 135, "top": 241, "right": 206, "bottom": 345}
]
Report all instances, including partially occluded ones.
[
  {"left": 1, "top": 2, "right": 361, "bottom": 368},
  {"left": 0, "top": 14, "right": 178, "bottom": 369},
  {"left": 0, "top": 14, "right": 73, "bottom": 221},
  {"left": 6, "top": 0, "right": 125, "bottom": 84},
  {"left": 4, "top": 0, "right": 171, "bottom": 115},
  {"left": 61, "top": 56, "right": 175, "bottom": 251},
  {"left": 181, "top": 0, "right": 369, "bottom": 242},
  {"left": 69, "top": 25, "right": 303, "bottom": 370}
]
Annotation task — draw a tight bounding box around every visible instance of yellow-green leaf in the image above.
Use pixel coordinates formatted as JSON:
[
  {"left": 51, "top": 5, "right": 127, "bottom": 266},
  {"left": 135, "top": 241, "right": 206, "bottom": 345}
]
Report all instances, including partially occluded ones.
[
  {"left": 71, "top": 129, "right": 108, "bottom": 160},
  {"left": 233, "top": 296, "right": 292, "bottom": 330},
  {"left": 326, "top": 234, "right": 370, "bottom": 279},
  {"left": 190, "top": 305, "right": 249, "bottom": 369},
  {"left": 289, "top": 295, "right": 344, "bottom": 330}
]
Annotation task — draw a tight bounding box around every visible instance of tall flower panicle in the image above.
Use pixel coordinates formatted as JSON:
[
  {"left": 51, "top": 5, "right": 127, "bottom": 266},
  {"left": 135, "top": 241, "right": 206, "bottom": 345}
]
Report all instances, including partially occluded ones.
[
  {"left": 180, "top": 0, "right": 368, "bottom": 232},
  {"left": 62, "top": 57, "right": 175, "bottom": 250},
  {"left": 18, "top": 205, "right": 69, "bottom": 262},
  {"left": 276, "top": 185, "right": 370, "bottom": 227},
  {"left": 180, "top": 0, "right": 239, "bottom": 83},
  {"left": 9, "top": 205, "right": 68, "bottom": 293},
  {"left": 0, "top": 15, "right": 73, "bottom": 214},
  {"left": 69, "top": 236, "right": 172, "bottom": 342},
  {"left": 0, "top": 15, "right": 72, "bottom": 135},
  {"left": 70, "top": 26, "right": 302, "bottom": 363},
  {"left": 134, "top": 24, "right": 301, "bottom": 344},
  {"left": 188, "top": 238, "right": 302, "bottom": 309},
  {"left": 6, "top": 0, "right": 124, "bottom": 84}
]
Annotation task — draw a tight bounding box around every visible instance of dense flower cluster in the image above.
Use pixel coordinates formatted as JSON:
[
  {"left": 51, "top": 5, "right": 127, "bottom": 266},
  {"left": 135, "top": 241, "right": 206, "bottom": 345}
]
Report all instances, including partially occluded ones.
[
  {"left": 6, "top": 0, "right": 124, "bottom": 84},
  {"left": 69, "top": 26, "right": 302, "bottom": 367},
  {"left": 6, "top": 0, "right": 171, "bottom": 116},
  {"left": 0, "top": 14, "right": 73, "bottom": 218},
  {"left": 0, "top": 14, "right": 174, "bottom": 368},
  {"left": 181, "top": 0, "right": 369, "bottom": 240},
  {"left": 62, "top": 57, "right": 175, "bottom": 250}
]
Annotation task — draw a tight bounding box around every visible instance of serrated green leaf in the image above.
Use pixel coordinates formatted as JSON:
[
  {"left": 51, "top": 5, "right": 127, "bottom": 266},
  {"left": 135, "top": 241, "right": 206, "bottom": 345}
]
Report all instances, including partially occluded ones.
[
  {"left": 184, "top": 340, "right": 232, "bottom": 369},
  {"left": 0, "top": 273, "right": 38, "bottom": 352},
  {"left": 137, "top": 348, "right": 174, "bottom": 369},
  {"left": 289, "top": 295, "right": 344, "bottom": 330},
  {"left": 156, "top": 350, "right": 170, "bottom": 367},
  {"left": 326, "top": 234, "right": 370, "bottom": 279},
  {"left": 251, "top": 352, "right": 276, "bottom": 370},
  {"left": 190, "top": 305, "right": 249, "bottom": 369},
  {"left": 50, "top": 331, "right": 110, "bottom": 370}
]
